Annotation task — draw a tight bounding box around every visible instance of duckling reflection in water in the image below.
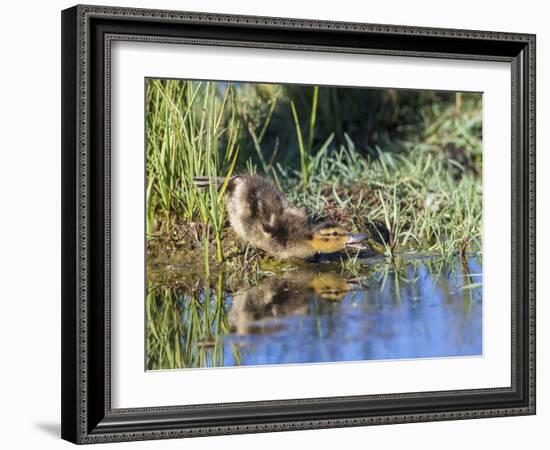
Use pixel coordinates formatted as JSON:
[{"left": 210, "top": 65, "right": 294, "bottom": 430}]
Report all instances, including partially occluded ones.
[
  {"left": 194, "top": 174, "right": 369, "bottom": 259},
  {"left": 229, "top": 272, "right": 360, "bottom": 335}
]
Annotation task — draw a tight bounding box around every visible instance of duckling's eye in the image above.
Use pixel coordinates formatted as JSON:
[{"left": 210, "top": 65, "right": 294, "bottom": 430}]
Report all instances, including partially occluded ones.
[{"left": 331, "top": 231, "right": 338, "bottom": 237}]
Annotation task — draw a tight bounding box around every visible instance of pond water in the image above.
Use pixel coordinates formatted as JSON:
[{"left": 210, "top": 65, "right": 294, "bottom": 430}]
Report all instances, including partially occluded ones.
[{"left": 146, "top": 256, "right": 482, "bottom": 370}]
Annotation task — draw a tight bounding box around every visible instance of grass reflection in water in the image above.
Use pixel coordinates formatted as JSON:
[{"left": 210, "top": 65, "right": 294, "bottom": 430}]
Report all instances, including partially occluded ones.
[{"left": 146, "top": 256, "right": 482, "bottom": 370}]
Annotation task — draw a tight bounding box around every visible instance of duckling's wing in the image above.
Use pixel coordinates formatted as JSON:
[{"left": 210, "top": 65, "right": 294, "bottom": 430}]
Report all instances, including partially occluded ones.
[{"left": 252, "top": 182, "right": 286, "bottom": 222}]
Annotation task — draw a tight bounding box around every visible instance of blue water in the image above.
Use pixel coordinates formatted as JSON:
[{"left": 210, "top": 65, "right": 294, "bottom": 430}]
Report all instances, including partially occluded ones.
[{"left": 220, "top": 257, "right": 482, "bottom": 367}]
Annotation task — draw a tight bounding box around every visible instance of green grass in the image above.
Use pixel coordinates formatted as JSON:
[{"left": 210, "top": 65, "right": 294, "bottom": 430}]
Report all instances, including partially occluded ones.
[
  {"left": 146, "top": 79, "right": 482, "bottom": 271},
  {"left": 146, "top": 79, "right": 240, "bottom": 262},
  {"left": 277, "top": 137, "right": 482, "bottom": 260}
]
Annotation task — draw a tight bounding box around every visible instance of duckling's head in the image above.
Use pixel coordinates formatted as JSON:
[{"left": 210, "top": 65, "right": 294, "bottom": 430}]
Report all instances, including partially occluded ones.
[{"left": 307, "top": 222, "right": 367, "bottom": 255}]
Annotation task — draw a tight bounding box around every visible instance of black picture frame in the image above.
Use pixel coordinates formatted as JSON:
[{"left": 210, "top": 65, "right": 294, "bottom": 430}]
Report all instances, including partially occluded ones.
[{"left": 61, "top": 4, "right": 536, "bottom": 444}]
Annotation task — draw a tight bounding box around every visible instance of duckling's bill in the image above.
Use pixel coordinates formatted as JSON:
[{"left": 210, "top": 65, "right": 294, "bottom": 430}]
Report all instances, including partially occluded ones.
[{"left": 345, "top": 233, "right": 368, "bottom": 250}]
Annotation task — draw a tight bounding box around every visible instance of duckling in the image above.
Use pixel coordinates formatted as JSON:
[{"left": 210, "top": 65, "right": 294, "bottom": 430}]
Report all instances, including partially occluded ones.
[{"left": 194, "top": 174, "right": 367, "bottom": 259}]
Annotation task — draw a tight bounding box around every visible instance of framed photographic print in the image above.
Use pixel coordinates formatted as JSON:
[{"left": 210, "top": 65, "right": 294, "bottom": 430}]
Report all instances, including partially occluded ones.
[{"left": 61, "top": 4, "right": 536, "bottom": 444}]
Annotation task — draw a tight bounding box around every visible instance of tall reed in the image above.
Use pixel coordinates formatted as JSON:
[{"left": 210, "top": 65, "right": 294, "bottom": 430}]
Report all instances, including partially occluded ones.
[{"left": 146, "top": 80, "right": 240, "bottom": 261}]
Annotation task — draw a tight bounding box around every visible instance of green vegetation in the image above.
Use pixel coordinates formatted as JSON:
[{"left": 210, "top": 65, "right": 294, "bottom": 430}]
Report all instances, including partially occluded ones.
[
  {"left": 146, "top": 79, "right": 240, "bottom": 263},
  {"left": 146, "top": 79, "right": 482, "bottom": 274},
  {"left": 145, "top": 80, "right": 482, "bottom": 369}
]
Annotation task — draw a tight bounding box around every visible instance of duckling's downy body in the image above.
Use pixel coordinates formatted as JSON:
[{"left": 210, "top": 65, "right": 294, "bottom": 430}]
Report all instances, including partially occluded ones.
[
  {"left": 195, "top": 174, "right": 366, "bottom": 259},
  {"left": 227, "top": 175, "right": 314, "bottom": 258}
]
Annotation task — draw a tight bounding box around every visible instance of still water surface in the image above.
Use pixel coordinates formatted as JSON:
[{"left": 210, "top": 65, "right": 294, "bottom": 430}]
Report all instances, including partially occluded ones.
[{"left": 146, "top": 256, "right": 482, "bottom": 370}]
